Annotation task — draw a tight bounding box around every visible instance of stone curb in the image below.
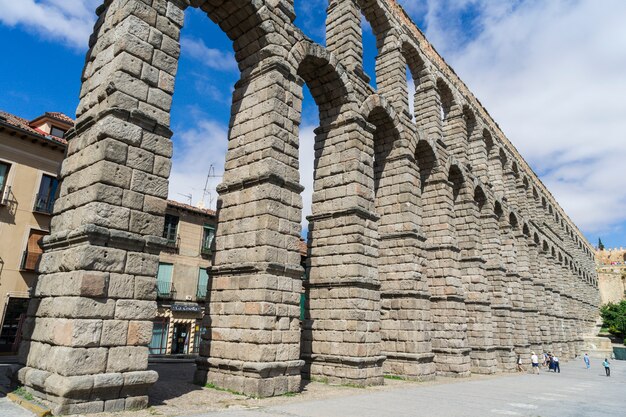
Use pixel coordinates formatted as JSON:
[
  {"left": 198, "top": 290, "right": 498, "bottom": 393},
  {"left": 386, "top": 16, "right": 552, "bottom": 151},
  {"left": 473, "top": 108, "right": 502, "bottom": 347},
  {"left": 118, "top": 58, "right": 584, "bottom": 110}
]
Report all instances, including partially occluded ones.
[{"left": 7, "top": 392, "right": 52, "bottom": 417}]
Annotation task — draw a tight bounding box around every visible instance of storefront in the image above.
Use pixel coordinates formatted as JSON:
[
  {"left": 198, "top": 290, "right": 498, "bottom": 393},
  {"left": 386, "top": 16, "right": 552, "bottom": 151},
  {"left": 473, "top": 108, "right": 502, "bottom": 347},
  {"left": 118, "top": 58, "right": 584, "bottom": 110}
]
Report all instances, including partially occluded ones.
[{"left": 149, "top": 303, "right": 204, "bottom": 356}]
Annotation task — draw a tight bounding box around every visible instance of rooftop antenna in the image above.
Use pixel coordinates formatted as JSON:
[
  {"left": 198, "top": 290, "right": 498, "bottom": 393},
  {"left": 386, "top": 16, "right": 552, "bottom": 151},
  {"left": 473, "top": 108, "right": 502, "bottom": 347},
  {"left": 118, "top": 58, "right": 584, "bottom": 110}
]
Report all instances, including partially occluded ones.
[
  {"left": 177, "top": 193, "right": 192, "bottom": 205},
  {"left": 199, "top": 164, "right": 223, "bottom": 208}
]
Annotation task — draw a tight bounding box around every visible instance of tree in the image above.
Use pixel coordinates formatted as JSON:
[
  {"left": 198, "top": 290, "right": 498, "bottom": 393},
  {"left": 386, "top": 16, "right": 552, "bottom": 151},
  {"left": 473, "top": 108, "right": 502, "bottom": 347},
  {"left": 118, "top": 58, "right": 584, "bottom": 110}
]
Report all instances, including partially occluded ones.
[
  {"left": 599, "top": 300, "right": 626, "bottom": 339},
  {"left": 598, "top": 238, "right": 605, "bottom": 250}
]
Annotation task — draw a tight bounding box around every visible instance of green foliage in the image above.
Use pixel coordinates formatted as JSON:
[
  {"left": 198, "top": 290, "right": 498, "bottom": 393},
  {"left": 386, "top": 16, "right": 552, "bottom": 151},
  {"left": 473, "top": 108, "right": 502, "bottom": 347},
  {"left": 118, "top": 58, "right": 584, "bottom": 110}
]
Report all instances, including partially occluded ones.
[
  {"left": 13, "top": 386, "right": 34, "bottom": 401},
  {"left": 384, "top": 375, "right": 406, "bottom": 381},
  {"left": 598, "top": 238, "right": 605, "bottom": 250},
  {"left": 599, "top": 300, "right": 626, "bottom": 338}
]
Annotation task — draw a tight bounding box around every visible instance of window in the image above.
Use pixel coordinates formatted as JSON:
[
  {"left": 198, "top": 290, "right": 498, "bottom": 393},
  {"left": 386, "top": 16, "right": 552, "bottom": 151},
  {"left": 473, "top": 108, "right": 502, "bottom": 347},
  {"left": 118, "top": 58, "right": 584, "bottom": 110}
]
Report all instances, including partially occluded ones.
[
  {"left": 149, "top": 318, "right": 169, "bottom": 354},
  {"left": 197, "top": 267, "right": 209, "bottom": 300},
  {"left": 0, "top": 162, "right": 10, "bottom": 199},
  {"left": 34, "top": 174, "right": 59, "bottom": 214},
  {"left": 156, "top": 263, "right": 174, "bottom": 298},
  {"left": 50, "top": 126, "right": 66, "bottom": 138},
  {"left": 21, "top": 230, "right": 47, "bottom": 271},
  {"left": 201, "top": 224, "right": 215, "bottom": 254},
  {"left": 163, "top": 214, "right": 179, "bottom": 245}
]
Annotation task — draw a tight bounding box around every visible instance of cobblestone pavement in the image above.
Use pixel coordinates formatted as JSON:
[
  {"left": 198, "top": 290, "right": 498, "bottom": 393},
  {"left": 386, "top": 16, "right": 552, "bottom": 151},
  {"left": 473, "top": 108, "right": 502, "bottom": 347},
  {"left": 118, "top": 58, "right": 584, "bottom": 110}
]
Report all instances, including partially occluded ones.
[{"left": 1, "top": 359, "right": 624, "bottom": 417}]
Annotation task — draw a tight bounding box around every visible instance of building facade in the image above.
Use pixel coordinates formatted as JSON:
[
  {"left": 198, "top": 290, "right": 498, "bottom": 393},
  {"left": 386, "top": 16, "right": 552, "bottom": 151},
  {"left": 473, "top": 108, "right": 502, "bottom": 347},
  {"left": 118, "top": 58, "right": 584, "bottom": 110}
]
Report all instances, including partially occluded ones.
[
  {"left": 15, "top": 0, "right": 601, "bottom": 414},
  {"left": 150, "top": 200, "right": 215, "bottom": 356},
  {"left": 0, "top": 111, "right": 69, "bottom": 352}
]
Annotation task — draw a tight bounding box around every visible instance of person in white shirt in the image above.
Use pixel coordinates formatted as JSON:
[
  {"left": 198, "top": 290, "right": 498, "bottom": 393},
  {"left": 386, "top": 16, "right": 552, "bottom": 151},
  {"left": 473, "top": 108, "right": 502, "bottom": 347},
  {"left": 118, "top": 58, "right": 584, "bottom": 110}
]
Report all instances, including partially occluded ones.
[{"left": 531, "top": 352, "right": 539, "bottom": 374}]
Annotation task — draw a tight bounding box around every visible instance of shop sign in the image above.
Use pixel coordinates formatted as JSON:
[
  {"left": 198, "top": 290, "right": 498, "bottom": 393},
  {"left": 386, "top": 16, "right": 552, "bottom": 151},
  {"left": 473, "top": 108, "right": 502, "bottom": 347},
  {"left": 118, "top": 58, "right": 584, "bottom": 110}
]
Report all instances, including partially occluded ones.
[{"left": 171, "top": 303, "right": 202, "bottom": 313}]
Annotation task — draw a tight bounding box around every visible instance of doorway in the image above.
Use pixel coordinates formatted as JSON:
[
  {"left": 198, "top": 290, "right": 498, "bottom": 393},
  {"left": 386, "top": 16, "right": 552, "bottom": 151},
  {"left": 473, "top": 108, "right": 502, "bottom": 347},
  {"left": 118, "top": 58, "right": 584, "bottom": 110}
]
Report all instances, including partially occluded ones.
[{"left": 171, "top": 322, "right": 190, "bottom": 354}]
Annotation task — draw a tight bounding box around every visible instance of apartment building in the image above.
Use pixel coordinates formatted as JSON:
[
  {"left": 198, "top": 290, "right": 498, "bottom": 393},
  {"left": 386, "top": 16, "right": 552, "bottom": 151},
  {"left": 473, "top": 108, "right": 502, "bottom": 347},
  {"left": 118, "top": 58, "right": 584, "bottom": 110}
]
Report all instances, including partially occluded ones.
[
  {"left": 150, "top": 200, "right": 216, "bottom": 356},
  {"left": 0, "top": 111, "right": 69, "bottom": 352}
]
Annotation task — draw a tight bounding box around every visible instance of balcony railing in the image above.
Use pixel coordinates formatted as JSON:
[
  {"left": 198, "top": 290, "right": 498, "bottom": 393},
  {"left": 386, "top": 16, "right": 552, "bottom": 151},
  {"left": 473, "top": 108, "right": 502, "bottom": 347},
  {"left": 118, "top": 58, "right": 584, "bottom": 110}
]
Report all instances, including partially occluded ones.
[
  {"left": 20, "top": 250, "right": 41, "bottom": 272},
  {"left": 156, "top": 280, "right": 175, "bottom": 299},
  {"left": 196, "top": 283, "right": 208, "bottom": 300},
  {"left": 33, "top": 193, "right": 55, "bottom": 214}
]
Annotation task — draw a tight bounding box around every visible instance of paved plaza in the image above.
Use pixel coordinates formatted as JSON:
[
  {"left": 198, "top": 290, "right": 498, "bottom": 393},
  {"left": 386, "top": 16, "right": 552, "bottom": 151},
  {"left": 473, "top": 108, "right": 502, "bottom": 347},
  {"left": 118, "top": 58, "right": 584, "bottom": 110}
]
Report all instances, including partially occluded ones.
[{"left": 1, "top": 359, "right": 624, "bottom": 417}]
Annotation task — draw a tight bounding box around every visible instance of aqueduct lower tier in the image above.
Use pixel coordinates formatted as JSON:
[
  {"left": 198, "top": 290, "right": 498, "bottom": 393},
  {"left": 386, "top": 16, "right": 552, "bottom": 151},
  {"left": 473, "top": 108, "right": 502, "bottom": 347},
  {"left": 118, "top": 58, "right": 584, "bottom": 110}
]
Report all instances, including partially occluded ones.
[{"left": 17, "top": 0, "right": 599, "bottom": 414}]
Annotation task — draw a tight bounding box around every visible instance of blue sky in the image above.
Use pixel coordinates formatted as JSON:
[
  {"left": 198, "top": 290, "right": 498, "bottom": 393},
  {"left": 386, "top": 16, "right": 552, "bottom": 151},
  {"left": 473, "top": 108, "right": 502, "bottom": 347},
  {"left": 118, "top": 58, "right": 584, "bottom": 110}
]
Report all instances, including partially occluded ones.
[{"left": 0, "top": 0, "right": 624, "bottom": 249}]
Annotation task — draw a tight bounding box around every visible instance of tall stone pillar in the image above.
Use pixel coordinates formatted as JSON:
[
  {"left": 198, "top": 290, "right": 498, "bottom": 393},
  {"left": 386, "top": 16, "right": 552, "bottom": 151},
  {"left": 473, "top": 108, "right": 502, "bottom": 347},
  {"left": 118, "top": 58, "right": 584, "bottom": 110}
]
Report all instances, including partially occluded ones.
[
  {"left": 17, "top": 0, "right": 187, "bottom": 413},
  {"left": 527, "top": 236, "right": 547, "bottom": 353},
  {"left": 377, "top": 147, "right": 435, "bottom": 380},
  {"left": 445, "top": 105, "right": 469, "bottom": 166},
  {"left": 195, "top": 63, "right": 306, "bottom": 396},
  {"left": 376, "top": 42, "right": 410, "bottom": 116},
  {"left": 560, "top": 261, "right": 576, "bottom": 358},
  {"left": 513, "top": 227, "right": 533, "bottom": 360},
  {"left": 468, "top": 125, "right": 489, "bottom": 184},
  {"left": 482, "top": 204, "right": 510, "bottom": 370},
  {"left": 414, "top": 75, "right": 441, "bottom": 140},
  {"left": 326, "top": 0, "right": 363, "bottom": 74},
  {"left": 500, "top": 218, "right": 526, "bottom": 368},
  {"left": 459, "top": 188, "right": 497, "bottom": 374},
  {"left": 487, "top": 147, "right": 506, "bottom": 197},
  {"left": 422, "top": 168, "right": 470, "bottom": 377},
  {"left": 545, "top": 253, "right": 565, "bottom": 356},
  {"left": 303, "top": 116, "right": 383, "bottom": 386}
]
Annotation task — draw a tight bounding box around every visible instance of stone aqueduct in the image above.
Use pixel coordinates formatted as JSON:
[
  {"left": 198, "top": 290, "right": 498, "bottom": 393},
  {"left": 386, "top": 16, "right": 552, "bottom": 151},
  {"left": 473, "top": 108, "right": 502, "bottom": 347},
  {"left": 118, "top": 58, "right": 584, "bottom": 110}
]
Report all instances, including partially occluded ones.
[{"left": 16, "top": 0, "right": 599, "bottom": 414}]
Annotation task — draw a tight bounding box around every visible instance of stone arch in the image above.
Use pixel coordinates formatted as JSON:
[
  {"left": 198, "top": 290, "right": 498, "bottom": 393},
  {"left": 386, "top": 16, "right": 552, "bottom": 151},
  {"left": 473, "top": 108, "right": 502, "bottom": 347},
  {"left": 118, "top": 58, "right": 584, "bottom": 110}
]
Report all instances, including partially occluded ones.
[
  {"left": 448, "top": 163, "right": 467, "bottom": 205},
  {"left": 436, "top": 78, "right": 454, "bottom": 125},
  {"left": 360, "top": 94, "right": 403, "bottom": 205},
  {"left": 288, "top": 40, "right": 358, "bottom": 120},
  {"left": 415, "top": 139, "right": 438, "bottom": 194}
]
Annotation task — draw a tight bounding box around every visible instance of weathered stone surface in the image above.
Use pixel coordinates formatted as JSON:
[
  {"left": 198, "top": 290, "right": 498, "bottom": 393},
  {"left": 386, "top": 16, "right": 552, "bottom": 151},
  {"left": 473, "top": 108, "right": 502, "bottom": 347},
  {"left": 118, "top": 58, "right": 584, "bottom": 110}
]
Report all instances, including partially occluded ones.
[{"left": 20, "top": 0, "right": 599, "bottom": 413}]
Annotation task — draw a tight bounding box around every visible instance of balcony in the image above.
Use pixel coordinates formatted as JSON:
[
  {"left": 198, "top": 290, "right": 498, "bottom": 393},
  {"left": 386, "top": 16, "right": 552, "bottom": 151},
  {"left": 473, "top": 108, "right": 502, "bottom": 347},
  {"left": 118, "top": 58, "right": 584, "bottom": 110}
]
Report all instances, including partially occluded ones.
[
  {"left": 33, "top": 193, "right": 55, "bottom": 214},
  {"left": 196, "top": 283, "right": 208, "bottom": 300},
  {"left": 156, "top": 280, "right": 176, "bottom": 299}
]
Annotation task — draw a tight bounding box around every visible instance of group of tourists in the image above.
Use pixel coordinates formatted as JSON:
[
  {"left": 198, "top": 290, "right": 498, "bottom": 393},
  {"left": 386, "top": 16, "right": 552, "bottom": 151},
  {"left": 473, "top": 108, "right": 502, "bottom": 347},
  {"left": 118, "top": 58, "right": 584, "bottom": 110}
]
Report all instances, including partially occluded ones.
[
  {"left": 583, "top": 353, "right": 612, "bottom": 377},
  {"left": 525, "top": 351, "right": 611, "bottom": 376},
  {"left": 527, "top": 351, "right": 559, "bottom": 374}
]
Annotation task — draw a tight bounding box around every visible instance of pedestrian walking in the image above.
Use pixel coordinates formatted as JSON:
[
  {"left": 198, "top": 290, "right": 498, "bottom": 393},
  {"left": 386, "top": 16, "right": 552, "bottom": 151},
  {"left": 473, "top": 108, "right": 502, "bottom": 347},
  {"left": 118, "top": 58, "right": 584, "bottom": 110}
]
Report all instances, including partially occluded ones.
[
  {"left": 583, "top": 353, "right": 590, "bottom": 369},
  {"left": 603, "top": 358, "right": 610, "bottom": 377},
  {"left": 516, "top": 354, "right": 524, "bottom": 372},
  {"left": 553, "top": 355, "right": 560, "bottom": 373},
  {"left": 531, "top": 351, "right": 539, "bottom": 375}
]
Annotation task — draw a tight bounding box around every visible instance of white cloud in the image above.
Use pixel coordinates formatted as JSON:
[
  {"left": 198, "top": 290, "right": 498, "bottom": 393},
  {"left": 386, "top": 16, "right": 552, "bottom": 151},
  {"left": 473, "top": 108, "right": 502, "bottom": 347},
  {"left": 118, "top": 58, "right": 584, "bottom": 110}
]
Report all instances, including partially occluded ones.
[
  {"left": 181, "top": 37, "right": 238, "bottom": 72},
  {"left": 413, "top": 0, "right": 626, "bottom": 236},
  {"left": 168, "top": 118, "right": 229, "bottom": 210},
  {"left": 0, "top": 0, "right": 99, "bottom": 49}
]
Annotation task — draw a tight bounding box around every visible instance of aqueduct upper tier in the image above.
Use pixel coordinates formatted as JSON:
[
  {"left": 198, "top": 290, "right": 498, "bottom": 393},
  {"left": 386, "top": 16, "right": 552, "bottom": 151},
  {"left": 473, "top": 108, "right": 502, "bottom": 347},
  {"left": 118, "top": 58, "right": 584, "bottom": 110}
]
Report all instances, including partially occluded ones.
[{"left": 17, "top": 0, "right": 599, "bottom": 414}]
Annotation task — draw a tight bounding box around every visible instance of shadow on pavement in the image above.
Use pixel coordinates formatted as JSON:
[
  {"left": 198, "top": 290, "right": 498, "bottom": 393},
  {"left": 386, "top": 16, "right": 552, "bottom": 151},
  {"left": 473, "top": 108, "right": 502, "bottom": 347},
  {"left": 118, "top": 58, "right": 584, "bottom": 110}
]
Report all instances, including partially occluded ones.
[{"left": 148, "top": 361, "right": 204, "bottom": 406}]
